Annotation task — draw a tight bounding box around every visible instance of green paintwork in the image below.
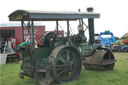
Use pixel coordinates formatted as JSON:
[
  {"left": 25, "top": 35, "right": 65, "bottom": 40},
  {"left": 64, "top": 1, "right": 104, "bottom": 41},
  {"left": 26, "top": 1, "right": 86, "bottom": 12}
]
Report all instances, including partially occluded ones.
[
  {"left": 34, "top": 48, "right": 53, "bottom": 59},
  {"left": 18, "top": 41, "right": 32, "bottom": 47},
  {"left": 105, "top": 30, "right": 110, "bottom": 34},
  {"left": 77, "top": 44, "right": 93, "bottom": 56},
  {"left": 21, "top": 20, "right": 24, "bottom": 42},
  {"left": 20, "top": 46, "right": 53, "bottom": 77},
  {"left": 31, "top": 21, "right": 35, "bottom": 46}
]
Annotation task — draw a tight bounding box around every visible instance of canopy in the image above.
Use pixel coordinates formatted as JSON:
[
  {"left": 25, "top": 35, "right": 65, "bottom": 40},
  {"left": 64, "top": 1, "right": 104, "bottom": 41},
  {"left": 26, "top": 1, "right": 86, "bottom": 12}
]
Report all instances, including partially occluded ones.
[{"left": 8, "top": 10, "right": 100, "bottom": 21}]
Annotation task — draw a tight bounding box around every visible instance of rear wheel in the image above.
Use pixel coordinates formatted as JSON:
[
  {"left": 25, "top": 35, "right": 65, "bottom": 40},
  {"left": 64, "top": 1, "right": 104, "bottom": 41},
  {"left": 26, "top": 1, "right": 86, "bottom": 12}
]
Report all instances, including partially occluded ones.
[{"left": 51, "top": 46, "right": 82, "bottom": 83}]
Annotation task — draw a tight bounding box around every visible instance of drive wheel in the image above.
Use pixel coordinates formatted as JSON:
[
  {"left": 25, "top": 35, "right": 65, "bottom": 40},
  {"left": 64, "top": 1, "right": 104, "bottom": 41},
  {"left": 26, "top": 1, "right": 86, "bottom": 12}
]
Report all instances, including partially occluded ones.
[{"left": 51, "top": 46, "right": 82, "bottom": 83}]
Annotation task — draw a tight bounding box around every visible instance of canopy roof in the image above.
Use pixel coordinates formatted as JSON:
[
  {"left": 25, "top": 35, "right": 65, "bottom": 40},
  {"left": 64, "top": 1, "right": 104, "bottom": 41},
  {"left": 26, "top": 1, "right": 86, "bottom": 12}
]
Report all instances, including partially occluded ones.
[{"left": 8, "top": 10, "right": 100, "bottom": 21}]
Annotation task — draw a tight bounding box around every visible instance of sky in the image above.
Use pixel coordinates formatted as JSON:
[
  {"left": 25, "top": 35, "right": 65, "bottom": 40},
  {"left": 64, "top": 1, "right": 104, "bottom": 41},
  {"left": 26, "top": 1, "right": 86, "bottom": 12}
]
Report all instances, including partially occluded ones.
[{"left": 0, "top": 0, "right": 128, "bottom": 38}]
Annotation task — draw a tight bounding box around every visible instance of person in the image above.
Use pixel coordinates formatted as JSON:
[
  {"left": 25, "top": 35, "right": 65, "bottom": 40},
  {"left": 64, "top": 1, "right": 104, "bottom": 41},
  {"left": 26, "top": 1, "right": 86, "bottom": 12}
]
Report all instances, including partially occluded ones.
[
  {"left": 8, "top": 35, "right": 13, "bottom": 48},
  {"left": 0, "top": 35, "right": 2, "bottom": 53},
  {"left": 8, "top": 35, "right": 16, "bottom": 50},
  {"left": 77, "top": 25, "right": 87, "bottom": 42},
  {"left": 12, "top": 36, "right": 16, "bottom": 49},
  {"left": 77, "top": 25, "right": 84, "bottom": 34}
]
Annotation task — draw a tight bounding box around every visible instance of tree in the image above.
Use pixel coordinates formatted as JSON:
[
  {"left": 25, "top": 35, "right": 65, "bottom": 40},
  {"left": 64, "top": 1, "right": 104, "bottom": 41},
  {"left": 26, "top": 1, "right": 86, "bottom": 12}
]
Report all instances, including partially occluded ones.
[
  {"left": 115, "top": 36, "right": 120, "bottom": 40},
  {"left": 121, "top": 33, "right": 128, "bottom": 39}
]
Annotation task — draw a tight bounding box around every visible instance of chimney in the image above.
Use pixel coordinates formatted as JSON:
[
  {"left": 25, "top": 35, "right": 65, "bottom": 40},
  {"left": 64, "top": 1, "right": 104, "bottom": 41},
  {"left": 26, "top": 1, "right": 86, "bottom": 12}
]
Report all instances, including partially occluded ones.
[{"left": 87, "top": 7, "right": 94, "bottom": 12}]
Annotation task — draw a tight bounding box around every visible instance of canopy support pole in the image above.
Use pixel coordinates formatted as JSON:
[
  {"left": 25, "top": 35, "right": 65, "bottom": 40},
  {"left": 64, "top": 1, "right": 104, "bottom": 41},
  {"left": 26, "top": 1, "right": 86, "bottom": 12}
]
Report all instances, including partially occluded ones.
[
  {"left": 31, "top": 21, "right": 35, "bottom": 46},
  {"left": 67, "top": 20, "right": 70, "bottom": 37},
  {"left": 21, "top": 20, "right": 24, "bottom": 42},
  {"left": 56, "top": 20, "right": 59, "bottom": 35}
]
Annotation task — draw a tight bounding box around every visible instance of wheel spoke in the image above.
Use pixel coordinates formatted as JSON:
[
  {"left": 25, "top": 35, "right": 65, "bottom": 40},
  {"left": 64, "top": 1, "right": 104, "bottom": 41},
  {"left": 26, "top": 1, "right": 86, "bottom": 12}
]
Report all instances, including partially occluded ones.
[
  {"left": 56, "top": 64, "right": 68, "bottom": 68},
  {"left": 66, "top": 51, "right": 70, "bottom": 61},
  {"left": 58, "top": 69, "right": 66, "bottom": 75},
  {"left": 56, "top": 67, "right": 64, "bottom": 71},
  {"left": 58, "top": 56, "right": 66, "bottom": 63},
  {"left": 61, "top": 68, "right": 69, "bottom": 77}
]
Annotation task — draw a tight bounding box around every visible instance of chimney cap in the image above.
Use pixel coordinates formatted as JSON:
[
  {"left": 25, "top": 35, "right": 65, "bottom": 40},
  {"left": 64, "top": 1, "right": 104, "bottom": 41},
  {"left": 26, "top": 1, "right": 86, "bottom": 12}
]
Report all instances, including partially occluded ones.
[{"left": 87, "top": 7, "right": 94, "bottom": 12}]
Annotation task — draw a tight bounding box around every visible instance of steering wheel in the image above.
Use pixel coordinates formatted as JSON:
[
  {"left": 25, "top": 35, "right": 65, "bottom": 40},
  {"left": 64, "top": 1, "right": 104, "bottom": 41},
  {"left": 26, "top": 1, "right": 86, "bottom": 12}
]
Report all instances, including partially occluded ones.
[{"left": 43, "top": 32, "right": 57, "bottom": 46}]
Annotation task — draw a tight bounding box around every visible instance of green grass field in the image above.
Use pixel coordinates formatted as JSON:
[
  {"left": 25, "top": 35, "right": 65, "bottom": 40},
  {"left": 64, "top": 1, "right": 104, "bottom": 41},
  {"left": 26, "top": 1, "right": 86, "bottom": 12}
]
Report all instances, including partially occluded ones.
[{"left": 0, "top": 52, "right": 128, "bottom": 85}]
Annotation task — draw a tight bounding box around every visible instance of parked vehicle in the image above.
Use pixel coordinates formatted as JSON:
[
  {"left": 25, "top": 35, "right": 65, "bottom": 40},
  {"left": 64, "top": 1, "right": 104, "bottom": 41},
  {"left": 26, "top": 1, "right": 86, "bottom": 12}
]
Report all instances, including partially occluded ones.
[
  {"left": 121, "top": 45, "right": 128, "bottom": 52},
  {"left": 112, "top": 45, "right": 120, "bottom": 52},
  {"left": 9, "top": 8, "right": 116, "bottom": 85}
]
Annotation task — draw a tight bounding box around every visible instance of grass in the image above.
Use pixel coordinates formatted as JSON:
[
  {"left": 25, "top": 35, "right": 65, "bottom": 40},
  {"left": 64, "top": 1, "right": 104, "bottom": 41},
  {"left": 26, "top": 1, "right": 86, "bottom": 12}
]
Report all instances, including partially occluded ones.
[{"left": 0, "top": 52, "right": 128, "bottom": 85}]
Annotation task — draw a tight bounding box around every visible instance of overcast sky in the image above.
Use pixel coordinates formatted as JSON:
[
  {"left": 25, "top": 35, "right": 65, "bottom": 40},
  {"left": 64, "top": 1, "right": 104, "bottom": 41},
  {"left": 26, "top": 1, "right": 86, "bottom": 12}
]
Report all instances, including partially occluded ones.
[{"left": 0, "top": 0, "right": 128, "bottom": 37}]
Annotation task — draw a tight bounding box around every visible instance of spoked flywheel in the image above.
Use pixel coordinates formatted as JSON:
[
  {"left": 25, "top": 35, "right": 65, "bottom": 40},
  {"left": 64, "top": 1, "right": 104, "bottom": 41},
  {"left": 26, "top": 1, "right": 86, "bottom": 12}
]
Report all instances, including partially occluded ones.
[{"left": 50, "top": 46, "right": 82, "bottom": 83}]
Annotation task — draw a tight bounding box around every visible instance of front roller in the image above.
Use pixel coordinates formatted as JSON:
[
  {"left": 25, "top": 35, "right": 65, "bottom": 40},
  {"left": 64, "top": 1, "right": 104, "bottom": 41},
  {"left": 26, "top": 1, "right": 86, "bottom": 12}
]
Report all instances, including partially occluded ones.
[
  {"left": 83, "top": 48, "right": 116, "bottom": 71},
  {"left": 50, "top": 45, "right": 82, "bottom": 83}
]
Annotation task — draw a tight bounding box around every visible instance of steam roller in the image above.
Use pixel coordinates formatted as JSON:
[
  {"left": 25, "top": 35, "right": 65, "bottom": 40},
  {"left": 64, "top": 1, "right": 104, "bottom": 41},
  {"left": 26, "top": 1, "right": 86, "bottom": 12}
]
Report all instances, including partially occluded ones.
[
  {"left": 83, "top": 48, "right": 116, "bottom": 71},
  {"left": 9, "top": 8, "right": 117, "bottom": 85}
]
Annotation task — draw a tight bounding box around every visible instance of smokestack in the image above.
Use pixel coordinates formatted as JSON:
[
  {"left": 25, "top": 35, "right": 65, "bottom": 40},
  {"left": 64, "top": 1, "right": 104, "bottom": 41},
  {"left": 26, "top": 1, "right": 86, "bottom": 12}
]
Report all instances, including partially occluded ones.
[
  {"left": 87, "top": 7, "right": 95, "bottom": 44},
  {"left": 87, "top": 7, "right": 94, "bottom": 12},
  {"left": 78, "top": 9, "right": 81, "bottom": 12}
]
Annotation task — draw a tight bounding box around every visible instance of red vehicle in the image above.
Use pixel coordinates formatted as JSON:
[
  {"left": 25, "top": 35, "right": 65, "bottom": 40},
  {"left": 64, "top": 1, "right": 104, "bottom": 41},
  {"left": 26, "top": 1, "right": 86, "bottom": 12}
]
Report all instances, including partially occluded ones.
[
  {"left": 122, "top": 39, "right": 128, "bottom": 45},
  {"left": 0, "top": 26, "right": 45, "bottom": 45}
]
